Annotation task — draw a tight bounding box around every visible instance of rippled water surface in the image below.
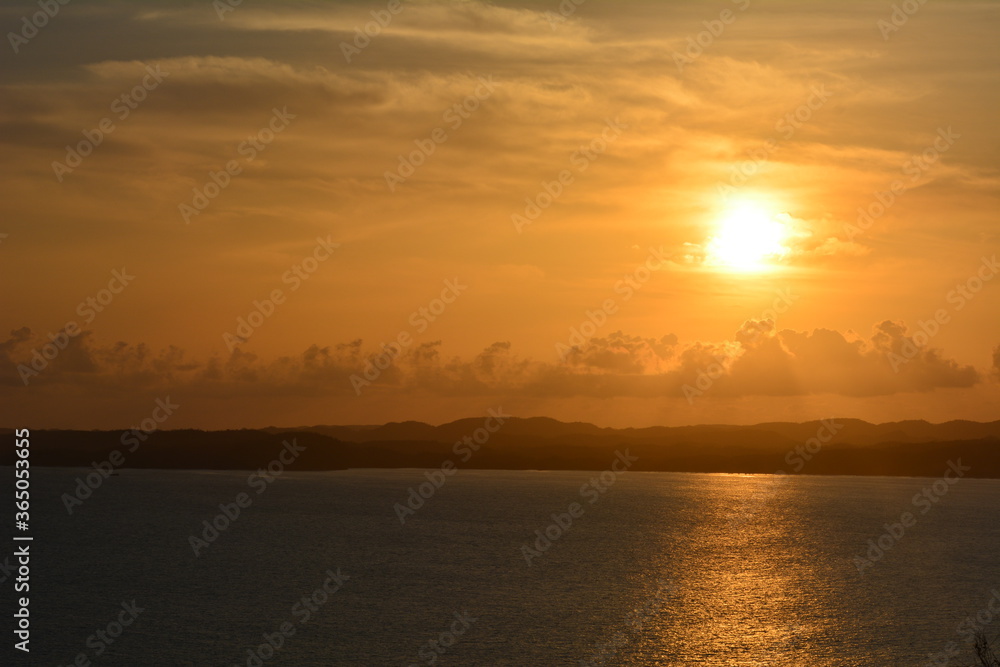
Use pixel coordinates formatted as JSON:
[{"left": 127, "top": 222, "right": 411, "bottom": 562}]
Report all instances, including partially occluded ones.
[{"left": 10, "top": 468, "right": 1000, "bottom": 665}]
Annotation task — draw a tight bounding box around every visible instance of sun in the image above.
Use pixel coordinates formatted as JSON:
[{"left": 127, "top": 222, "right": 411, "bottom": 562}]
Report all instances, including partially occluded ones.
[{"left": 705, "top": 200, "right": 790, "bottom": 271}]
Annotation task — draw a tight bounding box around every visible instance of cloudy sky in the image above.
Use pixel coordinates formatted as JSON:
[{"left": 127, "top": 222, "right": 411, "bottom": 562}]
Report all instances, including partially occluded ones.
[{"left": 1, "top": 0, "right": 998, "bottom": 429}]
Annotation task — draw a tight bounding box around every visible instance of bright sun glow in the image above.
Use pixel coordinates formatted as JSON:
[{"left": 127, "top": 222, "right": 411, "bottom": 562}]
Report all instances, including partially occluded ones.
[{"left": 706, "top": 201, "right": 790, "bottom": 271}]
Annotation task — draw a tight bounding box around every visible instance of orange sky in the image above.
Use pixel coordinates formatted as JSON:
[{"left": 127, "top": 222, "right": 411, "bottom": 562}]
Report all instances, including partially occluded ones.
[{"left": 1, "top": 0, "right": 998, "bottom": 429}]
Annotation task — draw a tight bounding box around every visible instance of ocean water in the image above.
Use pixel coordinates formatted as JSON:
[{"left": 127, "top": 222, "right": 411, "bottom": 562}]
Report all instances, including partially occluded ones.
[{"left": 6, "top": 467, "right": 1000, "bottom": 666}]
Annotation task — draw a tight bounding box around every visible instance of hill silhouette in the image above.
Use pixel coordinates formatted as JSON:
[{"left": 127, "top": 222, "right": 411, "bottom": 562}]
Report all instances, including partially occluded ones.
[{"left": 3, "top": 418, "right": 1000, "bottom": 477}]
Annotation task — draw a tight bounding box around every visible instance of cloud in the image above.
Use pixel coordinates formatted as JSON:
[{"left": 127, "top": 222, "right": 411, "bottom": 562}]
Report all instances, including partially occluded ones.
[
  {"left": 1, "top": 321, "right": 981, "bottom": 403},
  {"left": 561, "top": 331, "right": 678, "bottom": 374}
]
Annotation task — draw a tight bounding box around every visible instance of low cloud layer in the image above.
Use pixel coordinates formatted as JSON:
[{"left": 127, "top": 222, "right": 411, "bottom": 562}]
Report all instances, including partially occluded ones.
[{"left": 2, "top": 320, "right": 985, "bottom": 404}]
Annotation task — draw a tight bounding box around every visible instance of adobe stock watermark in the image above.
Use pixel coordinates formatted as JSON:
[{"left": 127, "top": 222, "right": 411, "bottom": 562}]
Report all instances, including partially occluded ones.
[
  {"left": 520, "top": 450, "right": 638, "bottom": 566},
  {"left": 783, "top": 419, "right": 843, "bottom": 473},
  {"left": 7, "top": 0, "right": 71, "bottom": 54},
  {"left": 545, "top": 0, "right": 587, "bottom": 29},
  {"left": 213, "top": 0, "right": 244, "bottom": 21},
  {"left": 845, "top": 126, "right": 959, "bottom": 241},
  {"left": 728, "top": 419, "right": 844, "bottom": 530},
  {"left": 955, "top": 588, "right": 1000, "bottom": 646},
  {"left": 716, "top": 85, "right": 833, "bottom": 199},
  {"left": 61, "top": 397, "right": 179, "bottom": 514},
  {"left": 683, "top": 288, "right": 799, "bottom": 403},
  {"left": 52, "top": 64, "right": 169, "bottom": 182},
  {"left": 512, "top": 117, "right": 628, "bottom": 233},
  {"left": 384, "top": 76, "right": 499, "bottom": 192},
  {"left": 922, "top": 588, "right": 1000, "bottom": 667},
  {"left": 877, "top": 0, "right": 930, "bottom": 41},
  {"left": 179, "top": 107, "right": 296, "bottom": 224},
  {"left": 188, "top": 439, "right": 306, "bottom": 557},
  {"left": 55, "top": 600, "right": 145, "bottom": 667},
  {"left": 0, "top": 554, "right": 16, "bottom": 585},
  {"left": 887, "top": 255, "right": 998, "bottom": 373},
  {"left": 582, "top": 578, "right": 678, "bottom": 667},
  {"left": 555, "top": 246, "right": 669, "bottom": 359},
  {"left": 957, "top": 590, "right": 1000, "bottom": 650},
  {"left": 233, "top": 568, "right": 349, "bottom": 667},
  {"left": 16, "top": 268, "right": 135, "bottom": 385},
  {"left": 12, "top": 545, "right": 30, "bottom": 653},
  {"left": 672, "top": 0, "right": 751, "bottom": 72},
  {"left": 853, "top": 459, "right": 971, "bottom": 574},
  {"left": 340, "top": 0, "right": 406, "bottom": 63},
  {"left": 393, "top": 408, "right": 511, "bottom": 524},
  {"left": 349, "top": 278, "right": 467, "bottom": 395},
  {"left": 406, "top": 611, "right": 477, "bottom": 667},
  {"left": 223, "top": 235, "right": 339, "bottom": 351}
]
